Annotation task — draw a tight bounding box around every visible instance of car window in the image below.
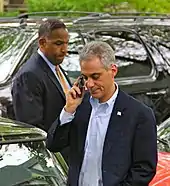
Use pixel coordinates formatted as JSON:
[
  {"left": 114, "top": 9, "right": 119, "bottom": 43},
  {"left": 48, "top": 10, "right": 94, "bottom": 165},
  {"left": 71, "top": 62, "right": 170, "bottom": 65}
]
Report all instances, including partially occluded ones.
[
  {"left": 0, "top": 27, "right": 35, "bottom": 83},
  {"left": 14, "top": 39, "right": 38, "bottom": 74},
  {"left": 92, "top": 30, "right": 152, "bottom": 78},
  {"left": 137, "top": 25, "right": 170, "bottom": 68},
  {"left": 60, "top": 31, "right": 86, "bottom": 82},
  {"left": 0, "top": 27, "right": 153, "bottom": 84},
  {"left": 13, "top": 31, "right": 85, "bottom": 84},
  {"left": 0, "top": 141, "right": 67, "bottom": 186}
]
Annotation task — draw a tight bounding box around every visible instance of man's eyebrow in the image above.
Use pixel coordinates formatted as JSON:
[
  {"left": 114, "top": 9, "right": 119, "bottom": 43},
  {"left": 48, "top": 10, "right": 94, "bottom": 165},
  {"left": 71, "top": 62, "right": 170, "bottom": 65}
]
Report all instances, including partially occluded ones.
[
  {"left": 82, "top": 72, "right": 101, "bottom": 77},
  {"left": 91, "top": 73, "right": 101, "bottom": 76},
  {"left": 55, "top": 39, "right": 67, "bottom": 41},
  {"left": 53, "top": 39, "right": 69, "bottom": 43}
]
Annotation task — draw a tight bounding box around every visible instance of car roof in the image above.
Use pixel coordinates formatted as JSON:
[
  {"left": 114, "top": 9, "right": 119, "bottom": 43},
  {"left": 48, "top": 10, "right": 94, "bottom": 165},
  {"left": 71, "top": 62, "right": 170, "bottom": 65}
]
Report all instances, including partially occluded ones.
[
  {"left": 1, "top": 11, "right": 170, "bottom": 32},
  {"left": 0, "top": 117, "right": 46, "bottom": 145},
  {"left": 1, "top": 11, "right": 170, "bottom": 27}
]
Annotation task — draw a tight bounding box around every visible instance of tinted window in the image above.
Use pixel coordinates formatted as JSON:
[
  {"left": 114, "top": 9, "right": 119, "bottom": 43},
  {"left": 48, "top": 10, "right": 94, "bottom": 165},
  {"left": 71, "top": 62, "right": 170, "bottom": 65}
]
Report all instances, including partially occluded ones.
[
  {"left": 136, "top": 25, "right": 170, "bottom": 69},
  {"left": 15, "top": 31, "right": 84, "bottom": 84},
  {"left": 62, "top": 32, "right": 85, "bottom": 82},
  {"left": 14, "top": 39, "right": 38, "bottom": 74},
  {"left": 93, "top": 30, "right": 152, "bottom": 78},
  {"left": 0, "top": 27, "right": 34, "bottom": 83}
]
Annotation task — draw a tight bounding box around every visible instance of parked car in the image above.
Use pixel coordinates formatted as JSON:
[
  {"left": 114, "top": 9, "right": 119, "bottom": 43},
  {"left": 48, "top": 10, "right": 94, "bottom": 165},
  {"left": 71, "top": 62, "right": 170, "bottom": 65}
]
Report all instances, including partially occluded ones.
[
  {"left": 1, "top": 12, "right": 170, "bottom": 124},
  {"left": 0, "top": 116, "right": 67, "bottom": 186},
  {"left": 150, "top": 116, "right": 170, "bottom": 185}
]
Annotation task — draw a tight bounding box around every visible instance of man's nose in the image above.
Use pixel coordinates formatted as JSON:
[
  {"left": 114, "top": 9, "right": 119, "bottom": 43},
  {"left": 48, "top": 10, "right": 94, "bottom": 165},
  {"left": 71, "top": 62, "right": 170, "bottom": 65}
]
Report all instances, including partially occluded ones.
[
  {"left": 61, "top": 43, "right": 68, "bottom": 53},
  {"left": 86, "top": 78, "right": 94, "bottom": 88}
]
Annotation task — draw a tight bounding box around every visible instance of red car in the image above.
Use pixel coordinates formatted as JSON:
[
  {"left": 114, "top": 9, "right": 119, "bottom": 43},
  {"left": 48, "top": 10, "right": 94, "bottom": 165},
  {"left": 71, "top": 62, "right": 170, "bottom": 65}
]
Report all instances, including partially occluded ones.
[{"left": 150, "top": 118, "right": 170, "bottom": 185}]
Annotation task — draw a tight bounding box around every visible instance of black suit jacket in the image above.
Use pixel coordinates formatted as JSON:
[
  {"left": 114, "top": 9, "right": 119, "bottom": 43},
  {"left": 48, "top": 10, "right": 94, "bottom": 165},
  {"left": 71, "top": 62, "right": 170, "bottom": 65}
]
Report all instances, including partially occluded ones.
[
  {"left": 12, "top": 52, "right": 71, "bottom": 131},
  {"left": 47, "top": 90, "right": 157, "bottom": 186}
]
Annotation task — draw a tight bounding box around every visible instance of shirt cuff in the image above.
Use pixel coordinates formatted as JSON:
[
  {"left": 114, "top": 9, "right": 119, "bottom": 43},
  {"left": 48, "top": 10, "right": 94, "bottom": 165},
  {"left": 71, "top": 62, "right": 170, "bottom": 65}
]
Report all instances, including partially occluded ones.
[{"left": 59, "top": 108, "right": 75, "bottom": 125}]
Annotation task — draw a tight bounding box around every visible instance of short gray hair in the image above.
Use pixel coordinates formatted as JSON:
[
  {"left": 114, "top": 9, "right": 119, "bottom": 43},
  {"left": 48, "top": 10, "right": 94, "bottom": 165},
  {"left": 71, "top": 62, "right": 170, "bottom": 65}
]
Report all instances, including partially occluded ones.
[{"left": 79, "top": 41, "right": 115, "bottom": 68}]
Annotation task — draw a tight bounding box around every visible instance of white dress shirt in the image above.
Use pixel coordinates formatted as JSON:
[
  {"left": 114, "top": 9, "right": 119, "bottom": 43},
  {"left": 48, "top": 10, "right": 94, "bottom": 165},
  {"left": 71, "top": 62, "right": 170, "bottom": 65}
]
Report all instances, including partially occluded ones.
[{"left": 60, "top": 83, "right": 119, "bottom": 186}]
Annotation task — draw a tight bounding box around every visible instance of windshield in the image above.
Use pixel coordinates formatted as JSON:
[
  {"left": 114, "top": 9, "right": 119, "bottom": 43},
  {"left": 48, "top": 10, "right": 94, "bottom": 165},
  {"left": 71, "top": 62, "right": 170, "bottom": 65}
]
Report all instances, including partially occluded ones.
[
  {"left": 157, "top": 117, "right": 170, "bottom": 152},
  {"left": 0, "top": 27, "right": 35, "bottom": 83},
  {"left": 0, "top": 140, "right": 67, "bottom": 186}
]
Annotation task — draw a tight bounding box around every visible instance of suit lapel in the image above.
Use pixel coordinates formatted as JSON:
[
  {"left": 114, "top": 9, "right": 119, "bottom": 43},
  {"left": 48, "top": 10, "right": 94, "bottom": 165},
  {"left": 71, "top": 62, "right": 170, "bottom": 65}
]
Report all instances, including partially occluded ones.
[
  {"left": 103, "top": 90, "right": 128, "bottom": 158},
  {"left": 47, "top": 69, "right": 66, "bottom": 98},
  {"left": 38, "top": 54, "right": 66, "bottom": 99}
]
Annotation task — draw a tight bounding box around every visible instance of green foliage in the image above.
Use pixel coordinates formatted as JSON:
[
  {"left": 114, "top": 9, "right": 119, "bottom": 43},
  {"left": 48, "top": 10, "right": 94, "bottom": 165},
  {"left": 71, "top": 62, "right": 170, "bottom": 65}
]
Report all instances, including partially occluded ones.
[
  {"left": 25, "top": 0, "right": 170, "bottom": 13},
  {"left": 0, "top": 11, "right": 19, "bottom": 17},
  {"left": 129, "top": 0, "right": 170, "bottom": 13},
  {"left": 25, "top": 0, "right": 126, "bottom": 12},
  {"left": 65, "top": 0, "right": 111, "bottom": 12},
  {"left": 25, "top": 0, "right": 72, "bottom": 12},
  {"left": 1, "top": 0, "right": 170, "bottom": 17}
]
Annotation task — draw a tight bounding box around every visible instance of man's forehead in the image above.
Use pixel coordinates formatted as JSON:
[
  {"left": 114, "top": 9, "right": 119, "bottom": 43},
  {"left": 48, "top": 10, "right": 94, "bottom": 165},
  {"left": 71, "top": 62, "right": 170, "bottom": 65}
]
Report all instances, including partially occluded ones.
[
  {"left": 81, "top": 66, "right": 105, "bottom": 76},
  {"left": 80, "top": 58, "right": 105, "bottom": 69},
  {"left": 49, "top": 28, "right": 69, "bottom": 37},
  {"left": 47, "top": 36, "right": 70, "bottom": 42}
]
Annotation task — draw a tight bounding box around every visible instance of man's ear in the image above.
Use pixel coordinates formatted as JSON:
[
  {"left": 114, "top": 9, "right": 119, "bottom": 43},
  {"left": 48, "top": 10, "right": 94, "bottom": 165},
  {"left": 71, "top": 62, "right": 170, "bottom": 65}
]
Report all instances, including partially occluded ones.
[
  {"left": 110, "top": 64, "right": 118, "bottom": 78},
  {"left": 38, "top": 37, "right": 46, "bottom": 47}
]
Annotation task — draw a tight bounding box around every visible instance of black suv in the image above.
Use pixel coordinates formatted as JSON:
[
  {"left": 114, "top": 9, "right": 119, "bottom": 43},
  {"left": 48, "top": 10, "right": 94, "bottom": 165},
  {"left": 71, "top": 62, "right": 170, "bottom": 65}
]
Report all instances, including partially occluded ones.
[
  {"left": 0, "top": 116, "right": 68, "bottom": 186},
  {"left": 1, "top": 11, "right": 170, "bottom": 124}
]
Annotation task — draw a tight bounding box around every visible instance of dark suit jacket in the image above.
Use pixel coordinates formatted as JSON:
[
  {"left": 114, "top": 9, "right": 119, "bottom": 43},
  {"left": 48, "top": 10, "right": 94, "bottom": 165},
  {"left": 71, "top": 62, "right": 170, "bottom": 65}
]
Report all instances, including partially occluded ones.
[
  {"left": 46, "top": 90, "right": 157, "bottom": 186},
  {"left": 12, "top": 52, "right": 71, "bottom": 131}
]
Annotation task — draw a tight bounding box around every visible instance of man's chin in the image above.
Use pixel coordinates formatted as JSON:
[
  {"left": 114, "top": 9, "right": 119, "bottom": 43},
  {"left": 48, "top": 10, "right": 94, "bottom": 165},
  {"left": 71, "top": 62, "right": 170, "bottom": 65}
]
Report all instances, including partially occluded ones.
[
  {"left": 53, "top": 59, "right": 64, "bottom": 66},
  {"left": 56, "top": 61, "right": 63, "bottom": 65},
  {"left": 57, "top": 57, "right": 65, "bottom": 63},
  {"left": 91, "top": 92, "right": 100, "bottom": 99}
]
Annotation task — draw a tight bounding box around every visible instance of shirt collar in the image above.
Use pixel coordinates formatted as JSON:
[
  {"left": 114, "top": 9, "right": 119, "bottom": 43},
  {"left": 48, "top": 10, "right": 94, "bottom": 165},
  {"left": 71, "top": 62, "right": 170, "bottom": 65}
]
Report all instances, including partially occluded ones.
[
  {"left": 37, "top": 49, "right": 56, "bottom": 72},
  {"left": 90, "top": 82, "right": 119, "bottom": 109}
]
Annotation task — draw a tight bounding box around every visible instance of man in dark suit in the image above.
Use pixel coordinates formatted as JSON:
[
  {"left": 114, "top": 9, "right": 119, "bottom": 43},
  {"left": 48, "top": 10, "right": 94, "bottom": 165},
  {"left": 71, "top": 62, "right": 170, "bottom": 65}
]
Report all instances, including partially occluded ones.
[
  {"left": 12, "top": 19, "right": 71, "bottom": 132},
  {"left": 46, "top": 41, "right": 157, "bottom": 186}
]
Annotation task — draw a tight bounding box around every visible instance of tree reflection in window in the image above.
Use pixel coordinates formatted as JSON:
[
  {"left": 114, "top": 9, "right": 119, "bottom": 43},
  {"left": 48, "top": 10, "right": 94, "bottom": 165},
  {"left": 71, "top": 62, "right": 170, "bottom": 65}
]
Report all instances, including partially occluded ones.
[{"left": 93, "top": 30, "right": 152, "bottom": 78}]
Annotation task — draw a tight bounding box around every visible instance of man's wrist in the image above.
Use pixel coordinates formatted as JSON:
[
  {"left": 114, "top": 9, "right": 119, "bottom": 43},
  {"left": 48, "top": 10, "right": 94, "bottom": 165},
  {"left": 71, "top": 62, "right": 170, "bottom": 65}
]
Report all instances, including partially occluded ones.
[
  {"left": 64, "top": 105, "right": 76, "bottom": 114},
  {"left": 60, "top": 107, "right": 75, "bottom": 125}
]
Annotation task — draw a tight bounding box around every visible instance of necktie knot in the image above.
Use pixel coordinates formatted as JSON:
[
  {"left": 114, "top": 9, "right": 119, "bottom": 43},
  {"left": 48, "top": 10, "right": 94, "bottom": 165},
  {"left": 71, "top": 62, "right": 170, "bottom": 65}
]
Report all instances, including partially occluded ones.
[{"left": 55, "top": 65, "right": 59, "bottom": 70}]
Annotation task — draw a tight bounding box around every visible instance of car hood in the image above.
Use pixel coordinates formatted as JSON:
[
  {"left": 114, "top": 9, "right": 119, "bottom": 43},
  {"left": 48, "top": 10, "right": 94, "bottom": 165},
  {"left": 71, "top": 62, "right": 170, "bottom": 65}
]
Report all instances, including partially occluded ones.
[
  {"left": 0, "top": 116, "right": 46, "bottom": 143},
  {"left": 150, "top": 152, "right": 170, "bottom": 185}
]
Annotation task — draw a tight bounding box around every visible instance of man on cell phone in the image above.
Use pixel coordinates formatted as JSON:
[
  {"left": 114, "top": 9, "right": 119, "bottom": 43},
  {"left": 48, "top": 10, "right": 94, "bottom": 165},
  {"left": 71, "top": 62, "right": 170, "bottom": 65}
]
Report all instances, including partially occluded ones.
[{"left": 46, "top": 41, "right": 157, "bottom": 186}]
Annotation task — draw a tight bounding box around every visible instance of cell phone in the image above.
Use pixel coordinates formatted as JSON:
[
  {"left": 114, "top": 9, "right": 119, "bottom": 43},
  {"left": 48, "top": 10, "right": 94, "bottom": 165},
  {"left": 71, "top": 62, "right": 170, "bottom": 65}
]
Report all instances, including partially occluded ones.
[{"left": 77, "top": 76, "right": 85, "bottom": 97}]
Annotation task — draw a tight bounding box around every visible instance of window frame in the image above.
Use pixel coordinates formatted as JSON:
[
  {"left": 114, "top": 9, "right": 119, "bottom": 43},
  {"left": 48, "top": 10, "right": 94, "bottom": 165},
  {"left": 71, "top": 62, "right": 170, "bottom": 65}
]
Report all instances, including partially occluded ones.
[{"left": 91, "top": 27, "right": 157, "bottom": 85}]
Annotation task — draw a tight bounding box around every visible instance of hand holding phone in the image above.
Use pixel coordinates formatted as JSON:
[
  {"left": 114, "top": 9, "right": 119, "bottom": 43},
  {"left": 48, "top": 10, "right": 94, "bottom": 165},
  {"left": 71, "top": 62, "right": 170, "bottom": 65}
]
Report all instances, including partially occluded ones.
[
  {"left": 64, "top": 76, "right": 85, "bottom": 113},
  {"left": 77, "top": 76, "right": 85, "bottom": 97}
]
